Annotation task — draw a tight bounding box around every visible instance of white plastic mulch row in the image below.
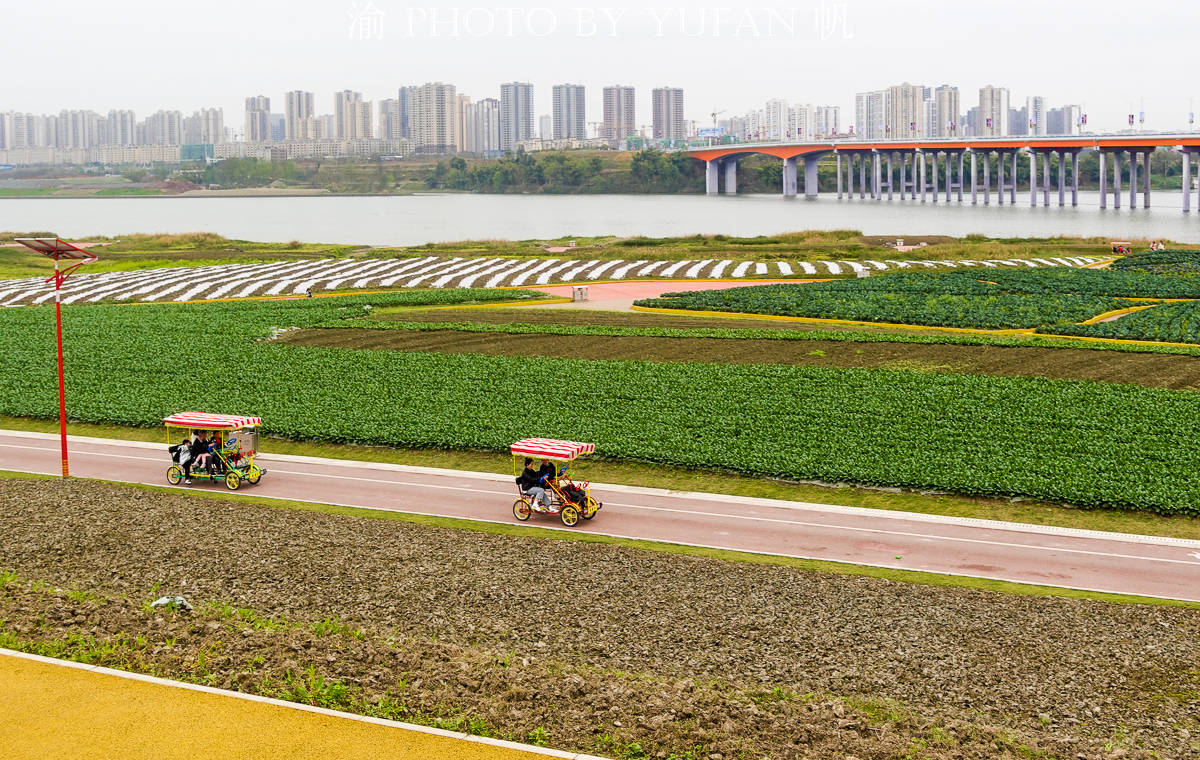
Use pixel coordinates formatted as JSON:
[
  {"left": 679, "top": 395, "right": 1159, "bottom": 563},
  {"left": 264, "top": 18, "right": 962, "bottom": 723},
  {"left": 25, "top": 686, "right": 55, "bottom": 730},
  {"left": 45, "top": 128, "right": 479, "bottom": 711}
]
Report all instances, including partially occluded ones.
[{"left": 0, "top": 255, "right": 1104, "bottom": 307}]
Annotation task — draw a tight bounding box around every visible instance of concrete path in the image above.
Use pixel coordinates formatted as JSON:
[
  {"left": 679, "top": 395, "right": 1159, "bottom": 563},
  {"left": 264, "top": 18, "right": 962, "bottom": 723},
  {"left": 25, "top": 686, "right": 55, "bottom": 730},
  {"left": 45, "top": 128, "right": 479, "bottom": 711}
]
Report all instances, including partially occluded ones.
[{"left": 4, "top": 430, "right": 1200, "bottom": 602}]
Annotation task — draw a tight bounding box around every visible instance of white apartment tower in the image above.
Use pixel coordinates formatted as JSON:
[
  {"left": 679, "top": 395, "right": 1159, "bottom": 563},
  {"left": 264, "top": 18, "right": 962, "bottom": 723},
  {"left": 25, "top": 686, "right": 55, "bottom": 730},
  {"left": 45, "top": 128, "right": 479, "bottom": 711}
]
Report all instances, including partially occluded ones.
[
  {"left": 1026, "top": 95, "right": 1047, "bottom": 135},
  {"left": 244, "top": 96, "right": 271, "bottom": 142},
  {"left": 334, "top": 90, "right": 372, "bottom": 139},
  {"left": 411, "top": 82, "right": 457, "bottom": 153},
  {"left": 284, "top": 90, "right": 314, "bottom": 140},
  {"left": 500, "top": 82, "right": 534, "bottom": 151},
  {"left": 812, "top": 105, "right": 840, "bottom": 137},
  {"left": 933, "top": 85, "right": 960, "bottom": 137},
  {"left": 464, "top": 98, "right": 501, "bottom": 155},
  {"left": 651, "top": 87, "right": 685, "bottom": 140},
  {"left": 886, "top": 82, "right": 925, "bottom": 139},
  {"left": 978, "top": 85, "right": 1010, "bottom": 136},
  {"left": 552, "top": 84, "right": 586, "bottom": 140},
  {"left": 601, "top": 85, "right": 635, "bottom": 144},
  {"left": 854, "top": 91, "right": 886, "bottom": 139}
]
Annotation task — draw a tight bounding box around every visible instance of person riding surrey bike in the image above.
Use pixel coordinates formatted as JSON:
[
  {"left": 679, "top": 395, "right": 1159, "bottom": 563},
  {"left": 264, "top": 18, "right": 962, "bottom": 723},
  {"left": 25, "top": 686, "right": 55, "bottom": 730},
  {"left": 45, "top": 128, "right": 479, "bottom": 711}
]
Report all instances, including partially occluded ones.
[{"left": 517, "top": 458, "right": 552, "bottom": 511}]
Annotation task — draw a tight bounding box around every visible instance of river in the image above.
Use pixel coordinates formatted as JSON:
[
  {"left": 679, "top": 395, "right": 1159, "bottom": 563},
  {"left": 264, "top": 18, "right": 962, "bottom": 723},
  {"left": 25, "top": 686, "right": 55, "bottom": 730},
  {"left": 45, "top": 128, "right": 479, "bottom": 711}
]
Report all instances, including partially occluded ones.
[{"left": 1, "top": 192, "right": 1198, "bottom": 245}]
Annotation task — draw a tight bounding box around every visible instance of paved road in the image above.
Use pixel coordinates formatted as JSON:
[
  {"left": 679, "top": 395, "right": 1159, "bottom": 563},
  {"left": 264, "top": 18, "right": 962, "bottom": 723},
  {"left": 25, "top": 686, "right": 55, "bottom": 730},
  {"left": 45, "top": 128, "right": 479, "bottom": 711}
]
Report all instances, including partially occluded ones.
[
  {"left": 0, "top": 649, "right": 604, "bottom": 760},
  {"left": 4, "top": 429, "right": 1200, "bottom": 602}
]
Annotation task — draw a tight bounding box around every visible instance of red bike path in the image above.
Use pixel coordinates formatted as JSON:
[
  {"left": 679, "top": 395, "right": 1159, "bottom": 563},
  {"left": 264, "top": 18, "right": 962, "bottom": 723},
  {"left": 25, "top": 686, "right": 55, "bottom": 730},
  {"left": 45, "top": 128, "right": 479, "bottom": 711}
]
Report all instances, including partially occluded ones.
[{"left": 3, "top": 429, "right": 1200, "bottom": 602}]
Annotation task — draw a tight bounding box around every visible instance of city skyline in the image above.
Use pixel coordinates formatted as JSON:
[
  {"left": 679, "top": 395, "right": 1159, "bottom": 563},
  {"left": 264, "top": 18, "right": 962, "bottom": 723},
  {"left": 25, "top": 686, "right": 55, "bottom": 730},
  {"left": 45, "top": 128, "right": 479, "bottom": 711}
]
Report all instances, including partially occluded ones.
[{"left": 3, "top": 0, "right": 1197, "bottom": 135}]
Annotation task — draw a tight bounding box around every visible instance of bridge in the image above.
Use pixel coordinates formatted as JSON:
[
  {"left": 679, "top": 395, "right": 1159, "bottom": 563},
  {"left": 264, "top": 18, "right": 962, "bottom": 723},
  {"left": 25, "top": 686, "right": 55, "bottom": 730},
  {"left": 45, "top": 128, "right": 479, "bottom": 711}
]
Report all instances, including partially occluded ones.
[{"left": 688, "top": 135, "right": 1200, "bottom": 210}]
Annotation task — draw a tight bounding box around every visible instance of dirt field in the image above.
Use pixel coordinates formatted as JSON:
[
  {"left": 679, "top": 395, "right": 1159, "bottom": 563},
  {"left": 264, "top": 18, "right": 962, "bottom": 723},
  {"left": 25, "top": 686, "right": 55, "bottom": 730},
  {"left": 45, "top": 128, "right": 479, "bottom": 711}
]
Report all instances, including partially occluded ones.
[
  {"left": 281, "top": 325, "right": 1200, "bottom": 390},
  {"left": 2, "top": 479, "right": 1197, "bottom": 759}
]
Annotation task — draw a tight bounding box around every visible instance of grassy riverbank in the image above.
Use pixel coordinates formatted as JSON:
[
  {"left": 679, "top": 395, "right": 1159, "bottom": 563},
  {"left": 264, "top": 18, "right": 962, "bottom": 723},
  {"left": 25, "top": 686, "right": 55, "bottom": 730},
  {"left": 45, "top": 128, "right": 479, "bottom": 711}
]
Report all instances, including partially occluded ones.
[{"left": 0, "top": 229, "right": 1128, "bottom": 280}]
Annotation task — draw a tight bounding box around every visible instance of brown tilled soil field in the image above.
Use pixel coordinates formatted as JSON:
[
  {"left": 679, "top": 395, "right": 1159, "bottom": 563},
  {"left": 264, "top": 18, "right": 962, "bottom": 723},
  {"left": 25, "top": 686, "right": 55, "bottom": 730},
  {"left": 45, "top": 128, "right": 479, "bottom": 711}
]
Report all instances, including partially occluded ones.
[
  {"left": 2, "top": 478, "right": 1197, "bottom": 759},
  {"left": 281, "top": 324, "right": 1200, "bottom": 391}
]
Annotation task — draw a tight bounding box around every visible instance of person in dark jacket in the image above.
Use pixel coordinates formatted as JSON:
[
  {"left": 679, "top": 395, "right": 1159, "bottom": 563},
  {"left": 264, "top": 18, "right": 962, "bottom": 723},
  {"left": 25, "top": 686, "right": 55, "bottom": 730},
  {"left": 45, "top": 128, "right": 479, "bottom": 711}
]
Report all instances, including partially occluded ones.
[
  {"left": 517, "top": 458, "right": 551, "bottom": 510},
  {"left": 169, "top": 435, "right": 194, "bottom": 483},
  {"left": 190, "top": 431, "right": 212, "bottom": 476}
]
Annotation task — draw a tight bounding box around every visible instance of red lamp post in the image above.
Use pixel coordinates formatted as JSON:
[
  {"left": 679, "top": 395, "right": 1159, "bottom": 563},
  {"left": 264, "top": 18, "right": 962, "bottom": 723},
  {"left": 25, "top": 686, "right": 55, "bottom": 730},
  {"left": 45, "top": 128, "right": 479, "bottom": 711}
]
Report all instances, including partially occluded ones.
[{"left": 14, "top": 238, "right": 97, "bottom": 477}]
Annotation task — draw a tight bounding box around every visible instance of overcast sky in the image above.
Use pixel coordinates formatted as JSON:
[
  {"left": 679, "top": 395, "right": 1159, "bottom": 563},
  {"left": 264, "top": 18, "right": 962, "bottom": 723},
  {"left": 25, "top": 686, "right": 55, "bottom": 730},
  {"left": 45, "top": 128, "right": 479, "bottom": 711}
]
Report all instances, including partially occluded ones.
[{"left": 4, "top": 0, "right": 1196, "bottom": 134}]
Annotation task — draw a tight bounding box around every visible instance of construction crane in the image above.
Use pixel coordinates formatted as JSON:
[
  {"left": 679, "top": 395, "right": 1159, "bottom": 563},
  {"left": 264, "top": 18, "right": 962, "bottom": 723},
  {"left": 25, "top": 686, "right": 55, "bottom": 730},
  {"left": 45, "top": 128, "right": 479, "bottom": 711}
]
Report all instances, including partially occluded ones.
[{"left": 711, "top": 109, "right": 727, "bottom": 127}]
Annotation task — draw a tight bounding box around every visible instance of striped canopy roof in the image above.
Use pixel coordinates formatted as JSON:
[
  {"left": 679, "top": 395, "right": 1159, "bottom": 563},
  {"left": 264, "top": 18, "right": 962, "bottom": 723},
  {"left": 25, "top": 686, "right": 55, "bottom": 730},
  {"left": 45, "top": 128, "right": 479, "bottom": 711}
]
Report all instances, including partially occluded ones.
[
  {"left": 511, "top": 438, "right": 595, "bottom": 461},
  {"left": 163, "top": 412, "right": 262, "bottom": 430}
]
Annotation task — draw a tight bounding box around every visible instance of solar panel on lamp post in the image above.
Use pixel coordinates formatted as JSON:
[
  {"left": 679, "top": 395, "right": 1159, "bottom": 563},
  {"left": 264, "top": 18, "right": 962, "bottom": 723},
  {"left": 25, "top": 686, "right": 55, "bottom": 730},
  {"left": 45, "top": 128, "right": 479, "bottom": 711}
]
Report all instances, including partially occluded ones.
[{"left": 14, "top": 238, "right": 97, "bottom": 477}]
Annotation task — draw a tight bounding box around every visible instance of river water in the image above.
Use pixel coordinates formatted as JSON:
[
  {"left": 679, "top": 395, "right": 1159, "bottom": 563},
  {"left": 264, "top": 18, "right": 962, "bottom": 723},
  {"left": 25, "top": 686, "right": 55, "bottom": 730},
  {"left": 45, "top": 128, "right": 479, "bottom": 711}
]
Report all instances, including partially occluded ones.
[{"left": 1, "top": 191, "right": 1198, "bottom": 245}]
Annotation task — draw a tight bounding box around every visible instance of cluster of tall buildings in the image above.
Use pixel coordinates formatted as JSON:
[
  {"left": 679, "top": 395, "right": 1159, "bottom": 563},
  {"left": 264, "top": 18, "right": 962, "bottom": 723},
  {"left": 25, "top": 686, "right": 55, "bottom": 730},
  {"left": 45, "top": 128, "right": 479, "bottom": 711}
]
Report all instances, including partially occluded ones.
[
  {"left": 724, "top": 101, "right": 842, "bottom": 141},
  {"left": 1, "top": 80, "right": 1100, "bottom": 166},
  {"left": 851, "top": 84, "right": 1083, "bottom": 139},
  {"left": 0, "top": 107, "right": 226, "bottom": 151},
  {"left": 0, "top": 82, "right": 688, "bottom": 163}
]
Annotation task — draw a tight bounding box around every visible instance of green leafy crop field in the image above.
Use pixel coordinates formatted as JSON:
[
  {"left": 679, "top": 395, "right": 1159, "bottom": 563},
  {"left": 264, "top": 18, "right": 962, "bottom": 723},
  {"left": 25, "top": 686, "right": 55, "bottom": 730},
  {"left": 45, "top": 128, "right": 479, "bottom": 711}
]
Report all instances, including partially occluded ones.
[
  {"left": 1, "top": 290, "right": 1198, "bottom": 515},
  {"left": 635, "top": 269, "right": 1200, "bottom": 330}
]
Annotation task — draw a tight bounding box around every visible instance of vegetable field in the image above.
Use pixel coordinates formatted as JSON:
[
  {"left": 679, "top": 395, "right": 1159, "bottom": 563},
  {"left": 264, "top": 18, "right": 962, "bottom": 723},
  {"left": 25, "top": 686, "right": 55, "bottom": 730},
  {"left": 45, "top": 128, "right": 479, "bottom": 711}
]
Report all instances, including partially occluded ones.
[
  {"left": 635, "top": 269, "right": 1200, "bottom": 330},
  {"left": 1043, "top": 300, "right": 1200, "bottom": 345},
  {"left": 1, "top": 292, "right": 1199, "bottom": 514}
]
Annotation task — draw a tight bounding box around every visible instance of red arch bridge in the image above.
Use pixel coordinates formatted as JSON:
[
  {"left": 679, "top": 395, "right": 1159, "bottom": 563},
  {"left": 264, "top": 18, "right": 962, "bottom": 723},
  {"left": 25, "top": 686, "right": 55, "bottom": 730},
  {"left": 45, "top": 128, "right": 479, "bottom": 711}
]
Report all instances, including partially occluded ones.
[{"left": 688, "top": 135, "right": 1200, "bottom": 210}]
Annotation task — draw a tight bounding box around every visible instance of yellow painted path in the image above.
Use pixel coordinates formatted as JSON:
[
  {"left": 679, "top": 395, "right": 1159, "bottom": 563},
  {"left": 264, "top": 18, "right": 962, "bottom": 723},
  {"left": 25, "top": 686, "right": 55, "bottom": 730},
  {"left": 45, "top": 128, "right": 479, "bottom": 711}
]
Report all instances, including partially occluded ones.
[{"left": 0, "top": 650, "right": 605, "bottom": 760}]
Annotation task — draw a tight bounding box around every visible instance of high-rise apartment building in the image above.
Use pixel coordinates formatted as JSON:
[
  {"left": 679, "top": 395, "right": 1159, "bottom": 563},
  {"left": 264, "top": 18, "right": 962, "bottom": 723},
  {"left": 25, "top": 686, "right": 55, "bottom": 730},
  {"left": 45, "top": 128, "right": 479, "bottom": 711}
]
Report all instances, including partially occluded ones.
[
  {"left": 144, "top": 110, "right": 183, "bottom": 145},
  {"left": 379, "top": 99, "right": 401, "bottom": 140},
  {"left": 1046, "top": 104, "right": 1082, "bottom": 135},
  {"left": 464, "top": 98, "right": 501, "bottom": 155},
  {"left": 183, "top": 108, "right": 224, "bottom": 144},
  {"left": 269, "top": 114, "right": 285, "bottom": 142},
  {"left": 538, "top": 114, "right": 552, "bottom": 140},
  {"left": 812, "top": 105, "right": 840, "bottom": 137},
  {"left": 853, "top": 90, "right": 886, "bottom": 139},
  {"left": 1026, "top": 95, "right": 1047, "bottom": 136},
  {"left": 933, "top": 85, "right": 959, "bottom": 137},
  {"left": 651, "top": 87, "right": 685, "bottom": 140},
  {"left": 244, "top": 96, "right": 271, "bottom": 142},
  {"left": 397, "top": 86, "right": 416, "bottom": 139},
  {"left": 106, "top": 110, "right": 137, "bottom": 146},
  {"left": 601, "top": 85, "right": 635, "bottom": 145},
  {"left": 552, "top": 84, "right": 586, "bottom": 139},
  {"left": 455, "top": 94, "right": 471, "bottom": 151},
  {"left": 500, "top": 82, "right": 534, "bottom": 151},
  {"left": 334, "top": 90, "right": 372, "bottom": 139},
  {"left": 762, "top": 99, "right": 791, "bottom": 140},
  {"left": 284, "top": 90, "right": 314, "bottom": 140},
  {"left": 411, "top": 82, "right": 458, "bottom": 153},
  {"left": 978, "top": 85, "right": 1009, "bottom": 136},
  {"left": 886, "top": 82, "right": 925, "bottom": 139}
]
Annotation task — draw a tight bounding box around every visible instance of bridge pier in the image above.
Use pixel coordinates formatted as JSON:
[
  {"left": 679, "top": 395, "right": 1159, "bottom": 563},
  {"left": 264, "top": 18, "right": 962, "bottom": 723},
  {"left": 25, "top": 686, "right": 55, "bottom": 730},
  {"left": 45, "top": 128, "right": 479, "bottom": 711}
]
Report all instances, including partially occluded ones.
[
  {"left": 919, "top": 152, "right": 927, "bottom": 203},
  {"left": 859, "top": 154, "right": 866, "bottom": 199},
  {"left": 1143, "top": 151, "right": 1151, "bottom": 208},
  {"left": 956, "top": 152, "right": 965, "bottom": 202},
  {"left": 1099, "top": 152, "right": 1107, "bottom": 208},
  {"left": 885, "top": 153, "right": 894, "bottom": 200},
  {"left": 1129, "top": 152, "right": 1138, "bottom": 209},
  {"left": 804, "top": 155, "right": 820, "bottom": 199},
  {"left": 1184, "top": 151, "right": 1192, "bottom": 212},
  {"left": 1029, "top": 151, "right": 1038, "bottom": 207},
  {"left": 1010, "top": 152, "right": 1019, "bottom": 204},
  {"left": 982, "top": 152, "right": 991, "bottom": 205},
  {"left": 993, "top": 150, "right": 1003, "bottom": 204},
  {"left": 1042, "top": 153, "right": 1051, "bottom": 206},
  {"left": 782, "top": 156, "right": 797, "bottom": 197},
  {"left": 1113, "top": 151, "right": 1122, "bottom": 209},
  {"left": 873, "top": 151, "right": 881, "bottom": 199},
  {"left": 1072, "top": 151, "right": 1080, "bottom": 206},
  {"left": 723, "top": 158, "right": 737, "bottom": 195},
  {"left": 836, "top": 154, "right": 843, "bottom": 199},
  {"left": 1057, "top": 152, "right": 1065, "bottom": 206},
  {"left": 847, "top": 155, "right": 856, "bottom": 197},
  {"left": 970, "top": 151, "right": 977, "bottom": 204},
  {"left": 705, "top": 160, "right": 719, "bottom": 195},
  {"left": 931, "top": 152, "right": 940, "bottom": 201}
]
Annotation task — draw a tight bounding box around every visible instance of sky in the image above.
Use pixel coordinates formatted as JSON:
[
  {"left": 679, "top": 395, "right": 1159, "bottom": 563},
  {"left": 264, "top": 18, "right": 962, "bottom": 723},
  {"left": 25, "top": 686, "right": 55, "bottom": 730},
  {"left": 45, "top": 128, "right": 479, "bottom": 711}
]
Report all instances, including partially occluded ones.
[{"left": 3, "top": 0, "right": 1197, "bottom": 134}]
